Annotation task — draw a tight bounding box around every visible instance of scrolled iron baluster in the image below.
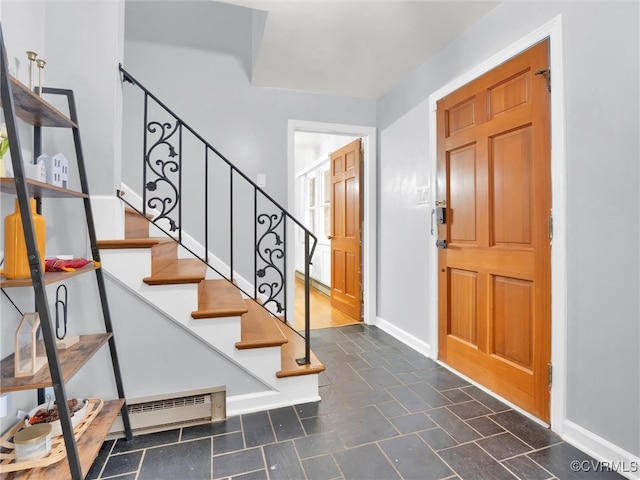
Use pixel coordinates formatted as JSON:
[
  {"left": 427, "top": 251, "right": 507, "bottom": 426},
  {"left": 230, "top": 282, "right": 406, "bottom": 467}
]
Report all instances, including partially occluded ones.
[
  {"left": 256, "top": 212, "right": 285, "bottom": 313},
  {"left": 145, "top": 119, "right": 180, "bottom": 233}
]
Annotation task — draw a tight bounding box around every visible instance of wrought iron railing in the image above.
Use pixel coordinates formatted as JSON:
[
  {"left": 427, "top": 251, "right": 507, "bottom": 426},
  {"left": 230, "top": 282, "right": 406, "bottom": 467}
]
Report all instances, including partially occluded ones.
[{"left": 119, "top": 65, "right": 317, "bottom": 364}]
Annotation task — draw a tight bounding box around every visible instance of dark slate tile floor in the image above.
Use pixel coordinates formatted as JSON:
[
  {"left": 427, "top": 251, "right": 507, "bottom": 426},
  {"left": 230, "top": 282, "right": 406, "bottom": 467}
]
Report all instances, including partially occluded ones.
[{"left": 87, "top": 324, "right": 624, "bottom": 480}]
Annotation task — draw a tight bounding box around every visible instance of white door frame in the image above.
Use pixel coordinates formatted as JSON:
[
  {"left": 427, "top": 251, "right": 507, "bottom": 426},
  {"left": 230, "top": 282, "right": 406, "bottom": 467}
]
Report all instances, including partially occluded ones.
[
  {"left": 427, "top": 15, "right": 567, "bottom": 431},
  {"left": 288, "top": 120, "right": 377, "bottom": 325}
]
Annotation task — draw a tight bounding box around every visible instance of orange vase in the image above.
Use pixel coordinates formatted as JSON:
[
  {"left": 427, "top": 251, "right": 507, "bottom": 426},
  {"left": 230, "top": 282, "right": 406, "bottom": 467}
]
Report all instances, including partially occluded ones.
[{"left": 3, "top": 198, "right": 46, "bottom": 279}]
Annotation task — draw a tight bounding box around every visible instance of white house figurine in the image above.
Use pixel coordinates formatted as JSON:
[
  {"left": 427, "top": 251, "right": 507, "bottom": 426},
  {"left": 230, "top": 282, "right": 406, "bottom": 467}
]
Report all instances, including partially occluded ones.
[
  {"left": 24, "top": 157, "right": 47, "bottom": 182},
  {"left": 40, "top": 152, "right": 69, "bottom": 188}
]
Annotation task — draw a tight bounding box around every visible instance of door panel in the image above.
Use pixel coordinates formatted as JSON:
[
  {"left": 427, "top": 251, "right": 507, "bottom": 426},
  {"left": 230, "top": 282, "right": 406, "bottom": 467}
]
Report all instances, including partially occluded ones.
[
  {"left": 331, "top": 138, "right": 362, "bottom": 320},
  {"left": 488, "top": 71, "right": 530, "bottom": 117},
  {"left": 437, "top": 39, "right": 551, "bottom": 422},
  {"left": 345, "top": 176, "right": 358, "bottom": 237},
  {"left": 492, "top": 276, "right": 533, "bottom": 368},
  {"left": 449, "top": 146, "right": 478, "bottom": 243},
  {"left": 491, "top": 127, "right": 532, "bottom": 246},
  {"left": 449, "top": 269, "right": 478, "bottom": 345}
]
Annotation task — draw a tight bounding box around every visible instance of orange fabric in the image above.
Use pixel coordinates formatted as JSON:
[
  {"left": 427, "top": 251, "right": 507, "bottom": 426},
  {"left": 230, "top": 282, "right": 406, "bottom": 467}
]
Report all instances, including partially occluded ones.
[{"left": 45, "top": 258, "right": 100, "bottom": 272}]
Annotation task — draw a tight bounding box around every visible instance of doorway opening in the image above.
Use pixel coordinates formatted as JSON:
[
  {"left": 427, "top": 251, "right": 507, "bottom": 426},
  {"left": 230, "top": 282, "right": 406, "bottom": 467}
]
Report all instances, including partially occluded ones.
[{"left": 287, "top": 120, "right": 377, "bottom": 330}]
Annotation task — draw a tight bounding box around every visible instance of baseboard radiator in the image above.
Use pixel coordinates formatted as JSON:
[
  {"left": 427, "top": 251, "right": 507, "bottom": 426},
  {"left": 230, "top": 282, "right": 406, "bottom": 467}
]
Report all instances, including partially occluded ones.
[{"left": 108, "top": 386, "right": 226, "bottom": 438}]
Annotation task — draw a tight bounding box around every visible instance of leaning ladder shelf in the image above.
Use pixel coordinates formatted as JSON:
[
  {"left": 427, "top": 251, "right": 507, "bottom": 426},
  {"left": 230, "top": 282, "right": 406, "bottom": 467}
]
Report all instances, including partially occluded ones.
[{"left": 0, "top": 25, "right": 132, "bottom": 480}]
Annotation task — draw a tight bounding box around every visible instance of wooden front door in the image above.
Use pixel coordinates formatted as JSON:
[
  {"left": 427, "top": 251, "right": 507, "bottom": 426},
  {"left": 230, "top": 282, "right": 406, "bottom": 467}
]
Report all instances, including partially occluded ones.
[
  {"left": 330, "top": 138, "right": 362, "bottom": 320},
  {"left": 436, "top": 39, "right": 551, "bottom": 421}
]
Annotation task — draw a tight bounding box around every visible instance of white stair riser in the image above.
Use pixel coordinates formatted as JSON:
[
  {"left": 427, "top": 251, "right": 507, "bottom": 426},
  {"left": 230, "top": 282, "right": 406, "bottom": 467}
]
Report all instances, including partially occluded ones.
[{"left": 101, "top": 248, "right": 152, "bottom": 280}]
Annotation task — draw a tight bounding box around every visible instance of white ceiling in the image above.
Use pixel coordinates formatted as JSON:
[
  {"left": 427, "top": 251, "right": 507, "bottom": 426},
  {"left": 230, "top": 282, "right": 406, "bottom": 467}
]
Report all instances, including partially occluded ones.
[{"left": 218, "top": 0, "right": 500, "bottom": 99}]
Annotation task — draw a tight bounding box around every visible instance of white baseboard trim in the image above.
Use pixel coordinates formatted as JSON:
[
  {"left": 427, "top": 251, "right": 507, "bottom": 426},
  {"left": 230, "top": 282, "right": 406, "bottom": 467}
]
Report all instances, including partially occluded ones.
[
  {"left": 562, "top": 420, "right": 640, "bottom": 480},
  {"left": 373, "top": 316, "right": 430, "bottom": 358},
  {"left": 227, "top": 392, "right": 321, "bottom": 417}
]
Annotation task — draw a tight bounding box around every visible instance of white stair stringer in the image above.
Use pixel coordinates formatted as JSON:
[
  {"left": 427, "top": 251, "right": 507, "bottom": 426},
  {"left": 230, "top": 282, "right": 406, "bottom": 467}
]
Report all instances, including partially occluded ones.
[{"left": 99, "top": 246, "right": 320, "bottom": 416}]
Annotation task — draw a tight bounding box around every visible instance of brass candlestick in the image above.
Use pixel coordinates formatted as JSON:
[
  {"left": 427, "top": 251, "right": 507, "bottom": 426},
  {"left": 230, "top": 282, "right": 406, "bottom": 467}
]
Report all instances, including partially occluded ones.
[
  {"left": 26, "top": 51, "right": 37, "bottom": 90},
  {"left": 36, "top": 59, "right": 46, "bottom": 97}
]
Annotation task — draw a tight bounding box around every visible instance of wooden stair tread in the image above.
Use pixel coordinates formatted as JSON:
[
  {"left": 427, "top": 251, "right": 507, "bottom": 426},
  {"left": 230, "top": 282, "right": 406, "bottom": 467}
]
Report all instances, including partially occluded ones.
[
  {"left": 277, "top": 326, "right": 325, "bottom": 378},
  {"left": 143, "top": 258, "right": 206, "bottom": 285},
  {"left": 191, "top": 279, "right": 249, "bottom": 319},
  {"left": 235, "top": 299, "right": 288, "bottom": 349},
  {"left": 97, "top": 238, "right": 161, "bottom": 249}
]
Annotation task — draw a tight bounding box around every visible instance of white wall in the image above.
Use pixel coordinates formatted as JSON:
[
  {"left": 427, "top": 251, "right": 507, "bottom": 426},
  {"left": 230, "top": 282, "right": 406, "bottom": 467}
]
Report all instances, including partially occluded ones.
[
  {"left": 0, "top": 0, "right": 267, "bottom": 434},
  {"left": 377, "top": 98, "right": 432, "bottom": 351},
  {"left": 121, "top": 1, "right": 376, "bottom": 284},
  {"left": 1, "top": 0, "right": 57, "bottom": 435},
  {"left": 1, "top": 0, "right": 124, "bottom": 254},
  {"left": 3, "top": 0, "right": 638, "bottom": 468},
  {"left": 377, "top": 0, "right": 639, "bottom": 462},
  {"left": 0, "top": 0, "right": 125, "bottom": 196}
]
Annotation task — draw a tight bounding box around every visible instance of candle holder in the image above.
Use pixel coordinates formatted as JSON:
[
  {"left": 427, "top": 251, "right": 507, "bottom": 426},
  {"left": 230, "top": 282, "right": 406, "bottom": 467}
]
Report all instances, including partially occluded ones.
[
  {"left": 14, "top": 312, "right": 47, "bottom": 377},
  {"left": 26, "top": 51, "right": 37, "bottom": 90},
  {"left": 36, "top": 59, "right": 46, "bottom": 97}
]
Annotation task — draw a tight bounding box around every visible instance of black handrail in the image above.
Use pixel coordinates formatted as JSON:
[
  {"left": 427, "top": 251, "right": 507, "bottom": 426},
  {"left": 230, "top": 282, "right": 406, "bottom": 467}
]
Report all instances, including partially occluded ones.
[{"left": 119, "top": 64, "right": 317, "bottom": 364}]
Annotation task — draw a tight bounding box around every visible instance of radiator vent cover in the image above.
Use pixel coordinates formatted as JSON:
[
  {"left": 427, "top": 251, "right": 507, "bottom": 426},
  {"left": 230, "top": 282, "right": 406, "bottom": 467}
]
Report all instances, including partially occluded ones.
[
  {"left": 109, "top": 386, "right": 226, "bottom": 439},
  {"left": 128, "top": 394, "right": 205, "bottom": 415}
]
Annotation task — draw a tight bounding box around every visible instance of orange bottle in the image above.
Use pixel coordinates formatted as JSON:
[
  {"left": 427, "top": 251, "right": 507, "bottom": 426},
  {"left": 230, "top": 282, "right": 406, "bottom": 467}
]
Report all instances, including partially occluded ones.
[{"left": 3, "top": 198, "right": 46, "bottom": 279}]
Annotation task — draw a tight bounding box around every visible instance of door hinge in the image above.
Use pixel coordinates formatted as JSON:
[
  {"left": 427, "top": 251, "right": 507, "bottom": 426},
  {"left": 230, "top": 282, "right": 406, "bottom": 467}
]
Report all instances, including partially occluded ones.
[
  {"left": 548, "top": 216, "right": 553, "bottom": 240},
  {"left": 535, "top": 68, "right": 551, "bottom": 92},
  {"left": 547, "top": 363, "right": 553, "bottom": 387}
]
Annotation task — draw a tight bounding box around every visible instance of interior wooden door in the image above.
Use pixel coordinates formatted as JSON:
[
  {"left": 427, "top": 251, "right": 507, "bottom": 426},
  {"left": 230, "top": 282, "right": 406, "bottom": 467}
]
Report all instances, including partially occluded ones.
[
  {"left": 330, "top": 138, "right": 362, "bottom": 320},
  {"left": 437, "top": 39, "right": 551, "bottom": 421}
]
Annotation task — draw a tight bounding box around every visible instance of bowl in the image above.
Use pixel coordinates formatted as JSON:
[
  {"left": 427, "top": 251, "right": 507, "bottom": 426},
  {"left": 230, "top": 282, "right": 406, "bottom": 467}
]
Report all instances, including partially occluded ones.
[{"left": 25, "top": 398, "right": 88, "bottom": 437}]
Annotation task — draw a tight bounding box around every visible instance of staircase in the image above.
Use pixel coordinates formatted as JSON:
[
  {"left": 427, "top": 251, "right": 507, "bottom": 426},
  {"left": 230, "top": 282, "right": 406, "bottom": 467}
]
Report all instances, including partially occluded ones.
[{"left": 97, "top": 206, "right": 325, "bottom": 413}]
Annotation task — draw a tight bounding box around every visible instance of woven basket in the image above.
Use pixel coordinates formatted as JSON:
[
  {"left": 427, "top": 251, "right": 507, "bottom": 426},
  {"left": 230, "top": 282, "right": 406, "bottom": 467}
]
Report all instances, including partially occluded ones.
[{"left": 0, "top": 397, "right": 103, "bottom": 474}]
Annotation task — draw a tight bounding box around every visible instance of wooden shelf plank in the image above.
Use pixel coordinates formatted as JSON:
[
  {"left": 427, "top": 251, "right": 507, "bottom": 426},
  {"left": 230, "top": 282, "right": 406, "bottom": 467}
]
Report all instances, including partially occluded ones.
[
  {"left": 0, "top": 264, "right": 98, "bottom": 289},
  {"left": 0, "top": 334, "right": 112, "bottom": 393},
  {"left": 0, "top": 178, "right": 87, "bottom": 199},
  {"left": 0, "top": 76, "right": 77, "bottom": 128},
  {"left": 2, "top": 399, "right": 124, "bottom": 480}
]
